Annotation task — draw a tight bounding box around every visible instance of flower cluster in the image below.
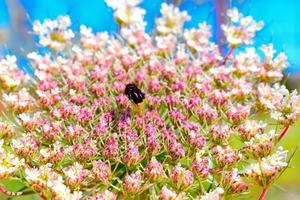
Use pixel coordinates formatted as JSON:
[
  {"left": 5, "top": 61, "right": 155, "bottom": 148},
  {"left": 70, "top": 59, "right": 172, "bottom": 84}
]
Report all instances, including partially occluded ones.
[
  {"left": 105, "top": 0, "right": 146, "bottom": 27},
  {"left": 245, "top": 147, "right": 288, "bottom": 187},
  {"left": 0, "top": 2, "right": 299, "bottom": 200},
  {"left": 33, "top": 15, "right": 74, "bottom": 51},
  {"left": 222, "top": 8, "right": 264, "bottom": 47},
  {"left": 0, "top": 140, "right": 24, "bottom": 179}
]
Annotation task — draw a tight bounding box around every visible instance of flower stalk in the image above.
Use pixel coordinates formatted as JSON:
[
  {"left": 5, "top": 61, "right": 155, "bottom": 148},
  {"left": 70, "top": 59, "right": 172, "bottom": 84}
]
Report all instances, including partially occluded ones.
[
  {"left": 278, "top": 126, "right": 290, "bottom": 141},
  {"left": 258, "top": 188, "right": 268, "bottom": 200}
]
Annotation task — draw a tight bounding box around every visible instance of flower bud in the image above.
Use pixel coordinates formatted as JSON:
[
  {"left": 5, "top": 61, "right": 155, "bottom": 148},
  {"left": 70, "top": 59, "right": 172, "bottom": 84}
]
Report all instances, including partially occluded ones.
[
  {"left": 170, "top": 164, "right": 194, "bottom": 189},
  {"left": 213, "top": 145, "right": 240, "bottom": 167},
  {"left": 123, "top": 171, "right": 143, "bottom": 193},
  {"left": 92, "top": 160, "right": 111, "bottom": 184},
  {"left": 192, "top": 154, "right": 210, "bottom": 178},
  {"left": 241, "top": 130, "right": 278, "bottom": 158},
  {"left": 221, "top": 169, "right": 248, "bottom": 194},
  {"left": 144, "top": 157, "right": 164, "bottom": 181}
]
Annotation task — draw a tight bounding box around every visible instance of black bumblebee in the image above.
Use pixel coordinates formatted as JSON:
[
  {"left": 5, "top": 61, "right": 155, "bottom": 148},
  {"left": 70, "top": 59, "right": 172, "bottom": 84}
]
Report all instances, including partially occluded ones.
[{"left": 124, "top": 83, "right": 145, "bottom": 104}]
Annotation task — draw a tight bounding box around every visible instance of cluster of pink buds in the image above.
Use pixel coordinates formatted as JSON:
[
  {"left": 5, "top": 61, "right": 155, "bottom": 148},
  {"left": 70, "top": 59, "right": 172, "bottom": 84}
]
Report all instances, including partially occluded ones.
[
  {"left": 213, "top": 145, "right": 241, "bottom": 167},
  {"left": 64, "top": 162, "right": 90, "bottom": 189},
  {"left": 242, "top": 130, "right": 278, "bottom": 158},
  {"left": 221, "top": 169, "right": 248, "bottom": 194},
  {"left": 209, "top": 124, "right": 231, "bottom": 143},
  {"left": 0, "top": 1, "right": 299, "bottom": 200},
  {"left": 160, "top": 186, "right": 186, "bottom": 200},
  {"left": 192, "top": 152, "right": 210, "bottom": 178},
  {"left": 92, "top": 160, "right": 111, "bottom": 184},
  {"left": 123, "top": 171, "right": 143, "bottom": 193},
  {"left": 144, "top": 157, "right": 164, "bottom": 181},
  {"left": 170, "top": 163, "right": 194, "bottom": 189}
]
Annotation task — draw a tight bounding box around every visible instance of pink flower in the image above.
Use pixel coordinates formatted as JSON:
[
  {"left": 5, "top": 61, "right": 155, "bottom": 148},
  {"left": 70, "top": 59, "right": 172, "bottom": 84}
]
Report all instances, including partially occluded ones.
[
  {"left": 221, "top": 169, "right": 248, "bottom": 194},
  {"left": 91, "top": 83, "right": 106, "bottom": 97},
  {"left": 77, "top": 107, "right": 93, "bottom": 124},
  {"left": 196, "top": 103, "right": 218, "bottom": 124},
  {"left": 41, "top": 121, "right": 61, "bottom": 140},
  {"left": 0, "top": 4, "right": 297, "bottom": 199},
  {"left": 72, "top": 138, "right": 98, "bottom": 160},
  {"left": 221, "top": 8, "right": 263, "bottom": 47},
  {"left": 144, "top": 157, "right": 164, "bottom": 181},
  {"left": 209, "top": 124, "right": 231, "bottom": 144},
  {"left": 226, "top": 104, "right": 250, "bottom": 124},
  {"left": 188, "top": 131, "right": 206, "bottom": 149},
  {"left": 64, "top": 162, "right": 90, "bottom": 188},
  {"left": 103, "top": 134, "right": 119, "bottom": 159},
  {"left": 213, "top": 146, "right": 240, "bottom": 167},
  {"left": 192, "top": 156, "right": 210, "bottom": 178},
  {"left": 148, "top": 76, "right": 161, "bottom": 93},
  {"left": 159, "top": 186, "right": 178, "bottom": 200},
  {"left": 92, "top": 160, "right": 111, "bottom": 184},
  {"left": 12, "top": 135, "right": 40, "bottom": 158},
  {"left": 170, "top": 164, "right": 194, "bottom": 188},
  {"left": 146, "top": 135, "right": 161, "bottom": 155},
  {"left": 64, "top": 124, "right": 86, "bottom": 142},
  {"left": 123, "top": 142, "right": 141, "bottom": 165},
  {"left": 89, "top": 190, "right": 117, "bottom": 200},
  {"left": 123, "top": 171, "right": 143, "bottom": 193},
  {"left": 238, "top": 120, "right": 266, "bottom": 141}
]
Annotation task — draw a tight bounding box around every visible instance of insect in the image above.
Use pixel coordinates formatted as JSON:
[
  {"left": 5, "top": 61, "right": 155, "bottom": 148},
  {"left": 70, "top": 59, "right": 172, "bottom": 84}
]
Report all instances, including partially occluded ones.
[{"left": 124, "top": 83, "right": 145, "bottom": 104}]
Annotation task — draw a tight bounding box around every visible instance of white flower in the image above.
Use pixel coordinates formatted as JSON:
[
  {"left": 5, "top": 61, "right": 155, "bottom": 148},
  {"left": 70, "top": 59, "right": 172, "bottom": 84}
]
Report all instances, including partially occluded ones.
[
  {"left": 25, "top": 167, "right": 40, "bottom": 182},
  {"left": 244, "top": 130, "right": 278, "bottom": 146},
  {"left": 0, "top": 55, "right": 20, "bottom": 88},
  {"left": 234, "top": 47, "right": 260, "bottom": 73},
  {"left": 226, "top": 7, "right": 241, "bottom": 23},
  {"left": 58, "top": 15, "right": 71, "bottom": 29},
  {"left": 33, "top": 15, "right": 74, "bottom": 51},
  {"left": 245, "top": 147, "right": 288, "bottom": 186},
  {"left": 105, "top": 0, "right": 142, "bottom": 9},
  {"left": 156, "top": 3, "right": 190, "bottom": 35},
  {"left": 80, "top": 25, "right": 93, "bottom": 38},
  {"left": 0, "top": 140, "right": 24, "bottom": 178},
  {"left": 200, "top": 187, "right": 224, "bottom": 200},
  {"left": 184, "top": 22, "right": 212, "bottom": 52},
  {"left": 155, "top": 34, "right": 177, "bottom": 52},
  {"left": 0, "top": 55, "right": 17, "bottom": 71},
  {"left": 268, "top": 84, "right": 300, "bottom": 124},
  {"left": 222, "top": 8, "right": 263, "bottom": 46},
  {"left": 32, "top": 21, "right": 47, "bottom": 35},
  {"left": 44, "top": 19, "right": 58, "bottom": 31},
  {"left": 261, "top": 43, "right": 276, "bottom": 60},
  {"left": 105, "top": 0, "right": 145, "bottom": 26}
]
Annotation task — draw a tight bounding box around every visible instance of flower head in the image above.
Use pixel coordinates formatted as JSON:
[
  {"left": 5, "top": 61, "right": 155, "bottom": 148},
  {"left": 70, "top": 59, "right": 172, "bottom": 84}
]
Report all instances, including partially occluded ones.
[
  {"left": 222, "top": 8, "right": 263, "bottom": 47},
  {"left": 105, "top": 0, "right": 145, "bottom": 26},
  {"left": 156, "top": 3, "right": 190, "bottom": 35},
  {"left": 33, "top": 16, "right": 74, "bottom": 51},
  {"left": 0, "top": 3, "right": 297, "bottom": 200},
  {"left": 245, "top": 147, "right": 288, "bottom": 187}
]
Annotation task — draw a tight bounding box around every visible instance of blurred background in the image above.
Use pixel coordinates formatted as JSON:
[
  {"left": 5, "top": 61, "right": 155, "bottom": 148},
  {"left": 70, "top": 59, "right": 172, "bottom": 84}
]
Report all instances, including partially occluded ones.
[{"left": 0, "top": 0, "right": 300, "bottom": 199}]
